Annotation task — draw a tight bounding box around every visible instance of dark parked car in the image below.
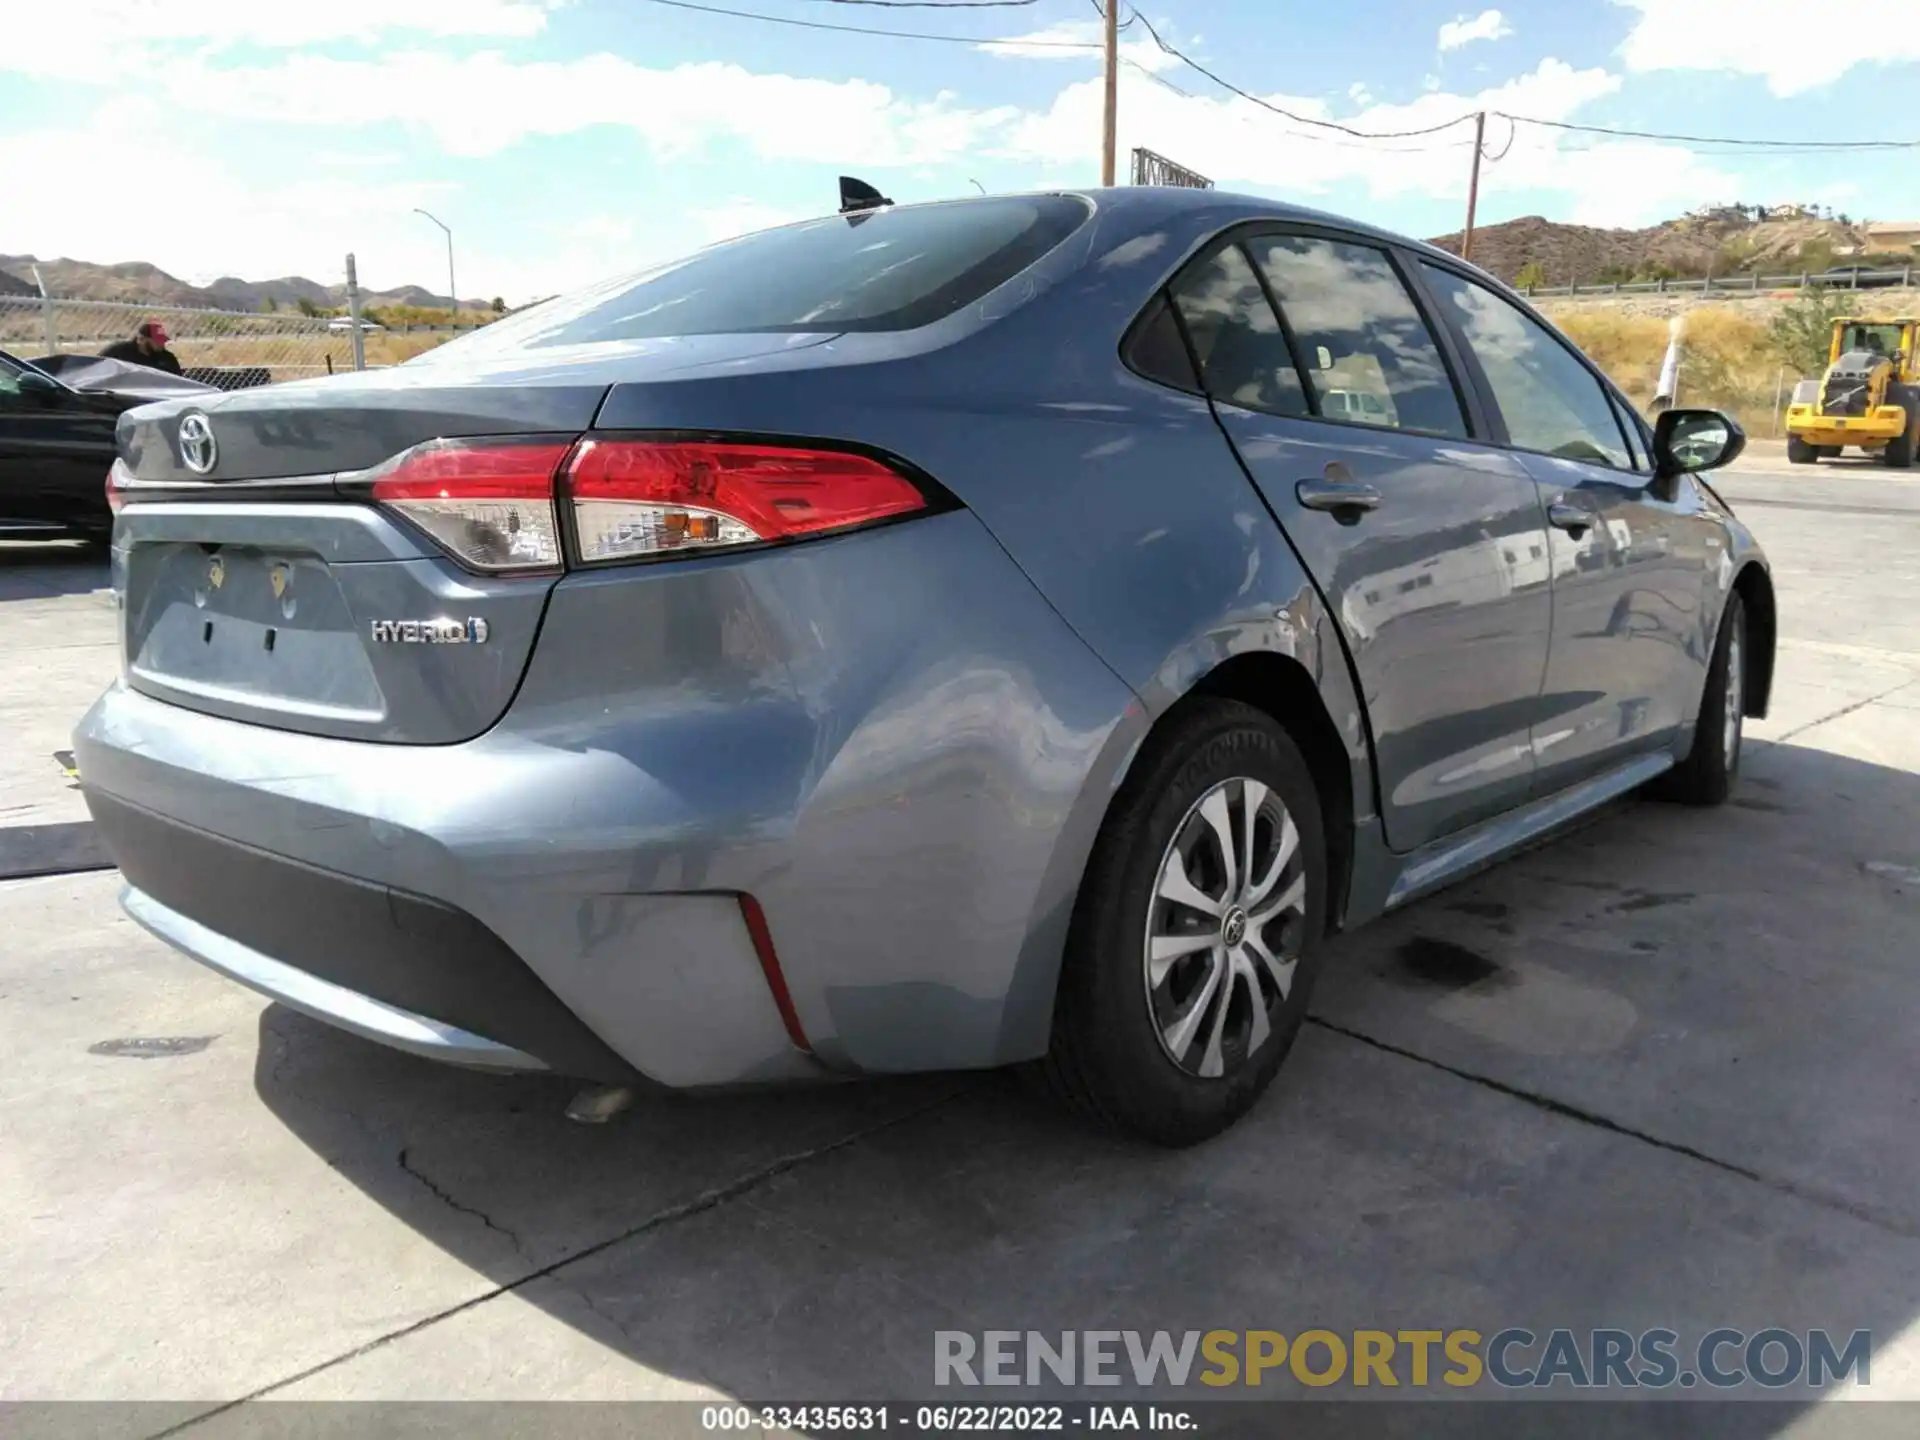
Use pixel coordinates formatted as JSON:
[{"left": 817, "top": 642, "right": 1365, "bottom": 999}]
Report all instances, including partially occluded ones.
[
  {"left": 1812, "top": 264, "right": 1906, "bottom": 290},
  {"left": 1, "top": 350, "right": 214, "bottom": 540},
  {"left": 75, "top": 189, "right": 1774, "bottom": 1145}
]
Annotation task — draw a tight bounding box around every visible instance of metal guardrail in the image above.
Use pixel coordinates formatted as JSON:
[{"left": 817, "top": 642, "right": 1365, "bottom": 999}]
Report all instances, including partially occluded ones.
[{"left": 1522, "top": 268, "right": 1919, "bottom": 299}]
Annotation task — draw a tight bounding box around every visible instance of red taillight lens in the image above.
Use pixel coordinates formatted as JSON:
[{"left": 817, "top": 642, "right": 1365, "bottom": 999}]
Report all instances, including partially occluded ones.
[
  {"left": 563, "top": 439, "right": 928, "bottom": 564},
  {"left": 106, "top": 460, "right": 129, "bottom": 513},
  {"left": 369, "top": 438, "right": 571, "bottom": 573}
]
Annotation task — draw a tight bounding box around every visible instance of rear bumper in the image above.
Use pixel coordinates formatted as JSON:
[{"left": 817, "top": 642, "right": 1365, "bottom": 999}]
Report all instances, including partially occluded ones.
[
  {"left": 123, "top": 886, "right": 548, "bottom": 1074},
  {"left": 93, "top": 789, "right": 631, "bottom": 1080}
]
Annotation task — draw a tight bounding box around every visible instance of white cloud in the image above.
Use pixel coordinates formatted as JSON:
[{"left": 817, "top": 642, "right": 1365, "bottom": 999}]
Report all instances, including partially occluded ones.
[
  {"left": 1437, "top": 9, "right": 1513, "bottom": 52},
  {"left": 998, "top": 58, "right": 1732, "bottom": 228},
  {"left": 0, "top": 101, "right": 460, "bottom": 288},
  {"left": 1348, "top": 82, "right": 1374, "bottom": 105},
  {"left": 1615, "top": 0, "right": 1913, "bottom": 94},
  {"left": 50, "top": 50, "right": 1013, "bottom": 165},
  {"left": 13, "top": 0, "right": 559, "bottom": 50}
]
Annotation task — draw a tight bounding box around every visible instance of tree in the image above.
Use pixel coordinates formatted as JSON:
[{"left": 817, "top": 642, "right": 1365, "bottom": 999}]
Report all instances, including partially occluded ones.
[
  {"left": 296, "top": 296, "right": 322, "bottom": 318},
  {"left": 490, "top": 296, "right": 506, "bottom": 313},
  {"left": 262, "top": 296, "right": 278, "bottom": 313},
  {"left": 1514, "top": 260, "right": 1548, "bottom": 290},
  {"left": 1767, "top": 288, "right": 1853, "bottom": 377}
]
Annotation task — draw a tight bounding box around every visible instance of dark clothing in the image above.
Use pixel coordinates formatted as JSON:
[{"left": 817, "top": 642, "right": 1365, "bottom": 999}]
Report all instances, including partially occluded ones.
[{"left": 99, "top": 340, "right": 183, "bottom": 376}]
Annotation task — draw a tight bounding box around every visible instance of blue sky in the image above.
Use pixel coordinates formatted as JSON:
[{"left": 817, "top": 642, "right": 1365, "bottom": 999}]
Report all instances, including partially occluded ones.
[{"left": 0, "top": 0, "right": 1903, "bottom": 302}]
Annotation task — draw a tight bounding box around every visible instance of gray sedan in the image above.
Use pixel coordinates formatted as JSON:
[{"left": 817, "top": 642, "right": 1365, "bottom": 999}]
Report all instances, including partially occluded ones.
[{"left": 75, "top": 188, "right": 1772, "bottom": 1145}]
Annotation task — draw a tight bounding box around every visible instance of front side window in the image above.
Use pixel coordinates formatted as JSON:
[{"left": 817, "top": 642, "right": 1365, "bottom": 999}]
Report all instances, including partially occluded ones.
[
  {"left": 1422, "top": 264, "right": 1631, "bottom": 469},
  {"left": 0, "top": 353, "right": 31, "bottom": 407},
  {"left": 1609, "top": 392, "right": 1649, "bottom": 470},
  {"left": 1168, "top": 245, "right": 1309, "bottom": 418},
  {"left": 1248, "top": 235, "right": 1468, "bottom": 438}
]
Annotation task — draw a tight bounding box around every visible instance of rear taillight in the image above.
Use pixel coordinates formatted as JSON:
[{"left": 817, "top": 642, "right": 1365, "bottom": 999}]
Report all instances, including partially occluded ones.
[
  {"left": 106, "top": 459, "right": 129, "bottom": 513},
  {"left": 369, "top": 437, "right": 571, "bottom": 573},
  {"left": 563, "top": 439, "right": 929, "bottom": 564}
]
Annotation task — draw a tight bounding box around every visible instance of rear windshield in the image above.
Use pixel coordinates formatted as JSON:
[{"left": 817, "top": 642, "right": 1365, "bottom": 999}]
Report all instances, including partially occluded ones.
[{"left": 430, "top": 195, "right": 1091, "bottom": 353}]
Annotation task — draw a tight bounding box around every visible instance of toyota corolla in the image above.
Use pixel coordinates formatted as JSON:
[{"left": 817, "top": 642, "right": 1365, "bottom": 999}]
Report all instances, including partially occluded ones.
[{"left": 74, "top": 189, "right": 1773, "bottom": 1145}]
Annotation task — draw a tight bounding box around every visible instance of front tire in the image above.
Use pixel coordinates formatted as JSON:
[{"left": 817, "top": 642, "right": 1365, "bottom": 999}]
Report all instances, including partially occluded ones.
[
  {"left": 1787, "top": 436, "right": 1820, "bottom": 465},
  {"left": 1038, "top": 700, "right": 1328, "bottom": 1147},
  {"left": 1654, "top": 592, "right": 1746, "bottom": 806},
  {"left": 1886, "top": 411, "right": 1917, "bottom": 468}
]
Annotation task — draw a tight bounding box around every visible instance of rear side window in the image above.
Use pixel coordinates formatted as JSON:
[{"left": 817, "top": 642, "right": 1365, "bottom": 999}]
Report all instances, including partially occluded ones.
[
  {"left": 1169, "top": 244, "right": 1310, "bottom": 418},
  {"left": 1248, "top": 235, "right": 1468, "bottom": 439},
  {"left": 431, "top": 195, "right": 1091, "bottom": 349},
  {"left": 1421, "top": 264, "right": 1632, "bottom": 469},
  {"left": 1123, "top": 292, "right": 1201, "bottom": 392}
]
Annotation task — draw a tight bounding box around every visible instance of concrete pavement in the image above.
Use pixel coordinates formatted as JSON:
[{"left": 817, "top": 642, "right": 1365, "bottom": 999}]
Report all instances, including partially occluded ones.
[{"left": 4, "top": 462, "right": 1920, "bottom": 1427}]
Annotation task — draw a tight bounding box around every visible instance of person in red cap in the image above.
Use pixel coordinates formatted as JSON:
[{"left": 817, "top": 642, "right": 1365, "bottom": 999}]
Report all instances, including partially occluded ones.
[{"left": 100, "top": 320, "right": 183, "bottom": 375}]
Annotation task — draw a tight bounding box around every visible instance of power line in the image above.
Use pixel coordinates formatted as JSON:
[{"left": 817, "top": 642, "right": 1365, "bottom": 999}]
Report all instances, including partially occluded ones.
[
  {"left": 1481, "top": 114, "right": 1517, "bottom": 162},
  {"left": 1494, "top": 111, "right": 1920, "bottom": 152},
  {"left": 797, "top": 0, "right": 1038, "bottom": 7},
  {"left": 635, "top": 0, "right": 1099, "bottom": 46},
  {"left": 1113, "top": 3, "right": 1920, "bottom": 152},
  {"left": 1122, "top": 7, "right": 1479, "bottom": 139},
  {"left": 643, "top": 0, "right": 1920, "bottom": 153}
]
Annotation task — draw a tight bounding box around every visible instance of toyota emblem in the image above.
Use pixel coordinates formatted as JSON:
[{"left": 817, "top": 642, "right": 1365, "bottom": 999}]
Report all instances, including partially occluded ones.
[{"left": 178, "top": 412, "right": 217, "bottom": 475}]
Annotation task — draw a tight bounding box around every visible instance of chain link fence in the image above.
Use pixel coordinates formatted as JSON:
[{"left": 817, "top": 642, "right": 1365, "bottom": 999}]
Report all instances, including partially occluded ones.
[{"left": 0, "top": 295, "right": 455, "bottom": 388}]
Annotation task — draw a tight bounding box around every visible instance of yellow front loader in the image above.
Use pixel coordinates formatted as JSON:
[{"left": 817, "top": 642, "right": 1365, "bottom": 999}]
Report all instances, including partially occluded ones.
[{"left": 1784, "top": 317, "right": 1920, "bottom": 466}]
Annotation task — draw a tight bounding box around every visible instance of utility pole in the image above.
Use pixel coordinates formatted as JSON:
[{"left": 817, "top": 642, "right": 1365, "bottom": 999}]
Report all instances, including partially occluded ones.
[
  {"left": 1461, "top": 110, "right": 1487, "bottom": 263},
  {"left": 344, "top": 254, "right": 367, "bottom": 372},
  {"left": 1101, "top": 0, "right": 1119, "bottom": 185}
]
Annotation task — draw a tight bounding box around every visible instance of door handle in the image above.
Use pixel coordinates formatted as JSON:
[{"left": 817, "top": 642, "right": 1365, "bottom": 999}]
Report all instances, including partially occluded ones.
[
  {"left": 1547, "top": 501, "right": 1592, "bottom": 536},
  {"left": 1295, "top": 477, "right": 1383, "bottom": 518}
]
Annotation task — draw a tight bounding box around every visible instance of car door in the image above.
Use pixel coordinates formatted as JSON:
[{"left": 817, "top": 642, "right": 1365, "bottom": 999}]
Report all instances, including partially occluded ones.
[
  {"left": 0, "top": 354, "right": 117, "bottom": 533},
  {"left": 1168, "top": 228, "right": 1553, "bottom": 853},
  {"left": 1417, "top": 261, "right": 1709, "bottom": 795}
]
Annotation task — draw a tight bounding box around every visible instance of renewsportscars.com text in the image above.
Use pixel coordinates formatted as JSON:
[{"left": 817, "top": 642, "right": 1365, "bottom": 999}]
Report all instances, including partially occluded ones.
[{"left": 934, "top": 1329, "right": 1871, "bottom": 1391}]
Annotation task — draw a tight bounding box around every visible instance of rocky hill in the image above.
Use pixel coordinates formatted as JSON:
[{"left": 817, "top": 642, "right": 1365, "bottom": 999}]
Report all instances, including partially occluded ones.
[
  {"left": 0, "top": 253, "right": 478, "bottom": 312},
  {"left": 1427, "top": 206, "right": 1893, "bottom": 287}
]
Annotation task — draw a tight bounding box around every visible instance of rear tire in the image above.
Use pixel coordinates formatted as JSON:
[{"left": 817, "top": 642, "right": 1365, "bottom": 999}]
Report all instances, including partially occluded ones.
[
  {"left": 1652, "top": 593, "right": 1746, "bottom": 807},
  {"left": 1787, "top": 436, "right": 1820, "bottom": 464},
  {"left": 1037, "top": 699, "right": 1328, "bottom": 1147}
]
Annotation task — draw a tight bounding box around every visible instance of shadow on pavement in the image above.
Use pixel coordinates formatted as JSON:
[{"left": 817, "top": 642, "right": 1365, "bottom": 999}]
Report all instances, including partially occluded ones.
[
  {"left": 252, "top": 737, "right": 1920, "bottom": 1425},
  {"left": 0, "top": 539, "right": 109, "bottom": 601}
]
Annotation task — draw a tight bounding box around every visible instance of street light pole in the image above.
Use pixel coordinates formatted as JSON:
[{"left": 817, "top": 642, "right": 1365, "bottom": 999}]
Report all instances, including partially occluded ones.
[{"left": 413, "top": 208, "right": 457, "bottom": 328}]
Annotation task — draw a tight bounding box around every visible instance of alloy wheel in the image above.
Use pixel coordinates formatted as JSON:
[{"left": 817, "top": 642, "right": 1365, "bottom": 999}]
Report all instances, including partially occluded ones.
[{"left": 1143, "top": 777, "right": 1309, "bottom": 1079}]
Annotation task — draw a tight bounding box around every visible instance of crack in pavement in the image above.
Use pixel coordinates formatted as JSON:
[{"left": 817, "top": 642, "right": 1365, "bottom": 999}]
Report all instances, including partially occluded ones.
[
  {"left": 1771, "top": 679, "right": 1917, "bottom": 742},
  {"left": 148, "top": 1082, "right": 976, "bottom": 1437},
  {"left": 396, "top": 1147, "right": 531, "bottom": 1261},
  {"left": 1308, "top": 1016, "right": 1920, "bottom": 1243}
]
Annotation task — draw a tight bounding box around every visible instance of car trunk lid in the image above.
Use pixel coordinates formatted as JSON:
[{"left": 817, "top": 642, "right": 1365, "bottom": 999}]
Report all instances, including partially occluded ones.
[{"left": 112, "top": 334, "right": 843, "bottom": 744}]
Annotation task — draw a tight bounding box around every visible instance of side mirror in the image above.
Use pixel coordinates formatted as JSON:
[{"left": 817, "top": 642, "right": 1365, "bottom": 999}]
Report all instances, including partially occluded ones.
[
  {"left": 16, "top": 369, "right": 63, "bottom": 403},
  {"left": 1652, "top": 407, "right": 1745, "bottom": 477}
]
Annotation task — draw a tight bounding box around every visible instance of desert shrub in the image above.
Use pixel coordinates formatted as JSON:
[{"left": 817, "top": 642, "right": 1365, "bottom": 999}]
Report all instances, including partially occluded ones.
[{"left": 1766, "top": 288, "right": 1854, "bottom": 377}]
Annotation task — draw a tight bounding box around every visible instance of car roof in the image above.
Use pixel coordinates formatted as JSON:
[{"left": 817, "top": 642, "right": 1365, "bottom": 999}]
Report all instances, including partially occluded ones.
[
  {"left": 997, "top": 186, "right": 1480, "bottom": 273},
  {"left": 786, "top": 186, "right": 1482, "bottom": 279}
]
